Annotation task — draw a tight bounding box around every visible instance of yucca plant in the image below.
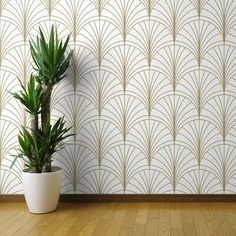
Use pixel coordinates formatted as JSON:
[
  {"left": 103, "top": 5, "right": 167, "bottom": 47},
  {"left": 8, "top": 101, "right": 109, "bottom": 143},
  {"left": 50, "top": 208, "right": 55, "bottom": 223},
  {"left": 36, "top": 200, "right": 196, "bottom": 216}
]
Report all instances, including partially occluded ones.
[{"left": 13, "top": 26, "right": 73, "bottom": 173}]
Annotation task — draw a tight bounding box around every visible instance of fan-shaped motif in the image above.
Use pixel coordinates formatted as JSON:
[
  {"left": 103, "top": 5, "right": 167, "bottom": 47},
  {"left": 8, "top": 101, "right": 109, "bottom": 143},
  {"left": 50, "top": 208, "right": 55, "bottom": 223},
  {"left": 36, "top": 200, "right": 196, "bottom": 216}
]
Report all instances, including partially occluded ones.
[
  {"left": 178, "top": 70, "right": 221, "bottom": 115},
  {"left": 203, "top": 95, "right": 236, "bottom": 141},
  {"left": 153, "top": 0, "right": 195, "bottom": 41},
  {"left": 102, "top": 144, "right": 147, "bottom": 193},
  {"left": 103, "top": 95, "right": 146, "bottom": 141},
  {"left": 178, "top": 169, "right": 222, "bottom": 193},
  {"left": 152, "top": 144, "right": 196, "bottom": 193},
  {"left": 127, "top": 169, "right": 171, "bottom": 193},
  {"left": 2, "top": 0, "right": 47, "bottom": 41},
  {"left": 0, "top": 165, "right": 23, "bottom": 194},
  {"left": 189, "top": 0, "right": 210, "bottom": 16},
  {"left": 0, "top": 120, "right": 19, "bottom": 162},
  {"left": 48, "top": 0, "right": 96, "bottom": 41},
  {"left": 103, "top": 45, "right": 147, "bottom": 91},
  {"left": 178, "top": 20, "right": 219, "bottom": 66},
  {"left": 102, "top": 0, "right": 146, "bottom": 40},
  {"left": 154, "top": 95, "right": 196, "bottom": 141},
  {"left": 79, "top": 120, "right": 122, "bottom": 165},
  {"left": 54, "top": 144, "right": 96, "bottom": 193},
  {"left": 69, "top": 46, "right": 98, "bottom": 89},
  {"left": 78, "top": 70, "right": 121, "bottom": 116},
  {"left": 79, "top": 20, "right": 122, "bottom": 66},
  {"left": 178, "top": 120, "right": 221, "bottom": 165},
  {"left": 128, "top": 120, "right": 171, "bottom": 165},
  {"left": 203, "top": 144, "right": 236, "bottom": 193},
  {"left": 203, "top": 45, "right": 236, "bottom": 92},
  {"left": 0, "top": 71, "right": 18, "bottom": 116},
  {"left": 155, "top": 45, "right": 196, "bottom": 91},
  {"left": 40, "top": 0, "right": 60, "bottom": 17},
  {"left": 0, "top": 21, "right": 22, "bottom": 65},
  {"left": 128, "top": 70, "right": 171, "bottom": 115},
  {"left": 203, "top": 0, "right": 236, "bottom": 43},
  {"left": 140, "top": 0, "right": 160, "bottom": 17},
  {"left": 127, "top": 20, "right": 170, "bottom": 65}
]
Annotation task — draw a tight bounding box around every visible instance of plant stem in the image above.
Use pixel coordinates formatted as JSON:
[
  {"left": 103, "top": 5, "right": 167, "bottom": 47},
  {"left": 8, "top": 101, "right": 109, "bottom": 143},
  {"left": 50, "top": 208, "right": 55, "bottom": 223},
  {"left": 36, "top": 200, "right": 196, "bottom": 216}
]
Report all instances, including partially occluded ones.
[
  {"left": 41, "top": 83, "right": 53, "bottom": 172},
  {"left": 43, "top": 153, "right": 51, "bottom": 172},
  {"left": 30, "top": 114, "right": 39, "bottom": 172},
  {"left": 30, "top": 115, "right": 38, "bottom": 132},
  {"left": 41, "top": 84, "right": 52, "bottom": 133},
  {"left": 32, "top": 166, "right": 41, "bottom": 173}
]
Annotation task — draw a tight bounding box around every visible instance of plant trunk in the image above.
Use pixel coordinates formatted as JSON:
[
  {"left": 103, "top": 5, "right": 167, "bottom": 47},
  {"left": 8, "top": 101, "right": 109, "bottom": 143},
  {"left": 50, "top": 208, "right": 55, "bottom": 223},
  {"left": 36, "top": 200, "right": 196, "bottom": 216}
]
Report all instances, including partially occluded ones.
[
  {"left": 31, "top": 166, "right": 41, "bottom": 173},
  {"left": 41, "top": 84, "right": 53, "bottom": 172},
  {"left": 43, "top": 153, "right": 51, "bottom": 172},
  {"left": 30, "top": 115, "right": 39, "bottom": 173},
  {"left": 30, "top": 115, "right": 38, "bottom": 132},
  {"left": 41, "top": 84, "right": 52, "bottom": 133}
]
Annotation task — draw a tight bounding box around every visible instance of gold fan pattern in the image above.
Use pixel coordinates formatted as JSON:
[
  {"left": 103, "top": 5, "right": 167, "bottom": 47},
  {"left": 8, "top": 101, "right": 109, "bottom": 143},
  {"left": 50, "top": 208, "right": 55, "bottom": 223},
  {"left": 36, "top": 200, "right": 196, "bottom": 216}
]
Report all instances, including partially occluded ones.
[{"left": 0, "top": 0, "right": 236, "bottom": 194}]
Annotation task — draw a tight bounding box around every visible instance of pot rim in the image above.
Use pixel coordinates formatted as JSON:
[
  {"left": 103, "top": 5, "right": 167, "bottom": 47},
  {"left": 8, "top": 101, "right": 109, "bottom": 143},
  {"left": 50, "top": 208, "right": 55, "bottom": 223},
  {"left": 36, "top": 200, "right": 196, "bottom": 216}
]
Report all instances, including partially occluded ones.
[{"left": 22, "top": 166, "right": 62, "bottom": 175}]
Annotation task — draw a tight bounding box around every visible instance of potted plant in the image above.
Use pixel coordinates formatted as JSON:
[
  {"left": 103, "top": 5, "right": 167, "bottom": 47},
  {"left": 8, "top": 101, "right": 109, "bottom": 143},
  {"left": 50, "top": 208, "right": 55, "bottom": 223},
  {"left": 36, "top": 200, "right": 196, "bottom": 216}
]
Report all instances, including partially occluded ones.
[{"left": 12, "top": 26, "right": 73, "bottom": 214}]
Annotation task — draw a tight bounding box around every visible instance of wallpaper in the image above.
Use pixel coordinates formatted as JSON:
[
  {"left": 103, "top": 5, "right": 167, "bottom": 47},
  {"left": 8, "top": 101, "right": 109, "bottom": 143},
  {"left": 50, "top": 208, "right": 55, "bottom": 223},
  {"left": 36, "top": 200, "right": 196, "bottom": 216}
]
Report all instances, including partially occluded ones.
[{"left": 0, "top": 0, "right": 236, "bottom": 194}]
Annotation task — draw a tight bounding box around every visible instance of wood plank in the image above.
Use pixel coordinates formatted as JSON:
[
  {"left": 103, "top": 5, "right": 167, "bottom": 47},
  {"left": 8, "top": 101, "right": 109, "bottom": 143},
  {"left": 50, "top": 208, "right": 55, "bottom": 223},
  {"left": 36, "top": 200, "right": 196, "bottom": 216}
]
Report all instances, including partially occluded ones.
[
  {"left": 1, "top": 201, "right": 236, "bottom": 235},
  {"left": 60, "top": 203, "right": 96, "bottom": 235},
  {"left": 94, "top": 219, "right": 113, "bottom": 236},
  {"left": 135, "top": 203, "right": 149, "bottom": 225},
  {"left": 145, "top": 218, "right": 159, "bottom": 236},
  {"left": 183, "top": 223, "right": 197, "bottom": 236},
  {"left": 170, "top": 203, "right": 183, "bottom": 229},
  {"left": 191, "top": 203, "right": 210, "bottom": 236},
  {"left": 170, "top": 203, "right": 183, "bottom": 236},
  {"left": 158, "top": 203, "right": 170, "bottom": 236},
  {"left": 38, "top": 203, "right": 85, "bottom": 235},
  {"left": 105, "top": 203, "right": 128, "bottom": 236},
  {"left": 181, "top": 203, "right": 194, "bottom": 224},
  {"left": 224, "top": 203, "right": 236, "bottom": 234},
  {"left": 145, "top": 203, "right": 159, "bottom": 235},
  {"left": 92, "top": 203, "right": 119, "bottom": 236},
  {"left": 0, "top": 203, "right": 28, "bottom": 235},
  {"left": 132, "top": 224, "right": 146, "bottom": 236},
  {"left": 181, "top": 203, "right": 197, "bottom": 236},
  {"left": 118, "top": 203, "right": 138, "bottom": 236},
  {"left": 211, "top": 203, "right": 235, "bottom": 236}
]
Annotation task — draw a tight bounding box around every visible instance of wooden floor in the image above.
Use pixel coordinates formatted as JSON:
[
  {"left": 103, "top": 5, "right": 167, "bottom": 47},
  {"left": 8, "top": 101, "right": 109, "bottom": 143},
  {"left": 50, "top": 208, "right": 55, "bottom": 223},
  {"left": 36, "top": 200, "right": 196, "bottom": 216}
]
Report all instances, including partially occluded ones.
[{"left": 0, "top": 202, "right": 236, "bottom": 236}]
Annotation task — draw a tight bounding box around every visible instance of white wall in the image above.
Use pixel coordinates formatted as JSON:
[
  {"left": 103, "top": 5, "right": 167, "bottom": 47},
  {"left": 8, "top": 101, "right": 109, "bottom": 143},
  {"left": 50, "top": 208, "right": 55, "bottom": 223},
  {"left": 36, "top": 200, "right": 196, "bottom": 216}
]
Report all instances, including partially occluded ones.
[{"left": 0, "top": 0, "right": 236, "bottom": 194}]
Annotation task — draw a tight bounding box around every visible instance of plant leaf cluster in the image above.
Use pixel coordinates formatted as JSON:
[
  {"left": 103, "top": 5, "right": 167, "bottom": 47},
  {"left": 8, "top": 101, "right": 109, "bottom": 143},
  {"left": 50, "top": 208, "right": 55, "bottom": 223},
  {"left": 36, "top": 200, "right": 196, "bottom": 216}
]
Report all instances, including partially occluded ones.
[{"left": 30, "top": 26, "right": 72, "bottom": 86}]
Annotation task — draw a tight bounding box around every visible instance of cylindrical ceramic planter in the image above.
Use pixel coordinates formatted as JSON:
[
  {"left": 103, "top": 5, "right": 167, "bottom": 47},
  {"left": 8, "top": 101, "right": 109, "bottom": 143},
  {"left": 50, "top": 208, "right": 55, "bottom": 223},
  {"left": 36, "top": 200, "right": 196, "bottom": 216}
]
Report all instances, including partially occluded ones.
[{"left": 22, "top": 166, "right": 63, "bottom": 214}]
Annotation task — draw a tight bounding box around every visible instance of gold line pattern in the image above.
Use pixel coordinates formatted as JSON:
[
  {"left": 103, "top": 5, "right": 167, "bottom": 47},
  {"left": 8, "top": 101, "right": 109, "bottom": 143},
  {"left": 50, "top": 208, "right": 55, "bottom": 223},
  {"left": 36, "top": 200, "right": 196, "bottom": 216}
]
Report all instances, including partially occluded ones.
[{"left": 0, "top": 0, "right": 236, "bottom": 194}]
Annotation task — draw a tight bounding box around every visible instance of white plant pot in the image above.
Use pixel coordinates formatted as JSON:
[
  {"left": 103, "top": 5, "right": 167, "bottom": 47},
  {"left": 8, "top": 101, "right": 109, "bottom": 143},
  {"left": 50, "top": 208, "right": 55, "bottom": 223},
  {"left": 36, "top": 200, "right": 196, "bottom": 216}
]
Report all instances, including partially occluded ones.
[{"left": 22, "top": 166, "right": 63, "bottom": 214}]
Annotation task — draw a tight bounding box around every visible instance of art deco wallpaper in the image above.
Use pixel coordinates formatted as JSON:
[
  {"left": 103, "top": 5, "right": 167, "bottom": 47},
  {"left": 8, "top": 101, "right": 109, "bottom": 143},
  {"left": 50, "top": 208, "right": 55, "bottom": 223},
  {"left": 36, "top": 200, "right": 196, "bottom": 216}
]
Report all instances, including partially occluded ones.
[{"left": 0, "top": 0, "right": 236, "bottom": 194}]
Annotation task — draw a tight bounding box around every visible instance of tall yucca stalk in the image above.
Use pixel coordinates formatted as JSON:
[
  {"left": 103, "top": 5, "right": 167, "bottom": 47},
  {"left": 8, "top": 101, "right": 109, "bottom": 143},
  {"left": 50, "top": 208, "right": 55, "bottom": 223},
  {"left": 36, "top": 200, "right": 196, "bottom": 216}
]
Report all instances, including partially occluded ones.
[
  {"left": 30, "top": 26, "right": 72, "bottom": 133},
  {"left": 13, "top": 26, "right": 73, "bottom": 173}
]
